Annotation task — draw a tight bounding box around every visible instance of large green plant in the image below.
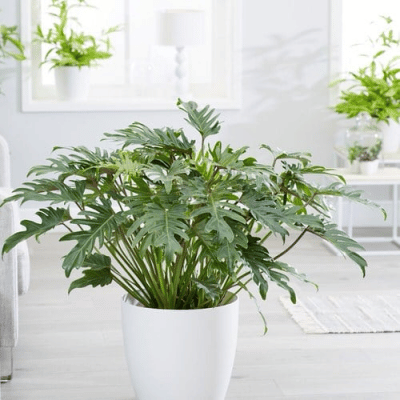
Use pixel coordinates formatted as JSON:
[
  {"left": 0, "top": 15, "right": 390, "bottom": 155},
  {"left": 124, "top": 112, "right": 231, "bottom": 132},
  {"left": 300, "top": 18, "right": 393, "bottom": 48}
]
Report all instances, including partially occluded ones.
[
  {"left": 333, "top": 16, "right": 400, "bottom": 124},
  {"left": 34, "top": 0, "right": 119, "bottom": 69},
  {"left": 1, "top": 100, "right": 383, "bottom": 327}
]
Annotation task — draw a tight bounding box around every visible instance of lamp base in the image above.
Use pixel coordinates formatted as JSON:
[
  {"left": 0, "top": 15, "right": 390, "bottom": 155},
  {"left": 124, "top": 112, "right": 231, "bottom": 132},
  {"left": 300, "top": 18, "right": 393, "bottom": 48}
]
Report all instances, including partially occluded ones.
[{"left": 174, "top": 46, "right": 191, "bottom": 98}]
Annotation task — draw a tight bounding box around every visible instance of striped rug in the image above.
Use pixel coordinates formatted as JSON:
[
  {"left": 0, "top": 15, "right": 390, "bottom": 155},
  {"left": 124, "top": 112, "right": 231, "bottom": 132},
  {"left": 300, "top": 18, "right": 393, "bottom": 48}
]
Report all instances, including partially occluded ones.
[{"left": 280, "top": 293, "right": 400, "bottom": 334}]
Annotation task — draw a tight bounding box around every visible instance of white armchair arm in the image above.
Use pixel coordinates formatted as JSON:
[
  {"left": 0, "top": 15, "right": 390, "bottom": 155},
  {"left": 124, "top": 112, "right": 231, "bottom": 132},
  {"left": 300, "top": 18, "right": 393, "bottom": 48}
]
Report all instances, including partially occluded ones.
[{"left": 0, "top": 188, "right": 30, "bottom": 382}]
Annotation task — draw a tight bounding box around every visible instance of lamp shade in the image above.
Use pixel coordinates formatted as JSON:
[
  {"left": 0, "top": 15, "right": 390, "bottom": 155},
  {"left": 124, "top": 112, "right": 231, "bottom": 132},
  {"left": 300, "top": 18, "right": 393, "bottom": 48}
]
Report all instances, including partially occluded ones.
[{"left": 157, "top": 9, "right": 205, "bottom": 47}]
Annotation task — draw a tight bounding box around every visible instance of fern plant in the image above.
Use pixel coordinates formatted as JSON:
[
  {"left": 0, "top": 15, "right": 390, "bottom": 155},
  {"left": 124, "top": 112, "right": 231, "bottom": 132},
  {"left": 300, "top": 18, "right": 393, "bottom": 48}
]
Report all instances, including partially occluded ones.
[
  {"left": 1, "top": 100, "right": 384, "bottom": 328},
  {"left": 332, "top": 16, "right": 400, "bottom": 124},
  {"left": 34, "top": 0, "right": 119, "bottom": 69}
]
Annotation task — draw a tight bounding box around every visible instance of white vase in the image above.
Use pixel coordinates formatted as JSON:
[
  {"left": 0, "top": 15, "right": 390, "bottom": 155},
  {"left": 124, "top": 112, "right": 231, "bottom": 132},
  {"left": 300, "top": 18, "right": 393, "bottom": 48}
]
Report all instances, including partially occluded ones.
[
  {"left": 359, "top": 159, "right": 379, "bottom": 175},
  {"left": 121, "top": 294, "right": 239, "bottom": 400},
  {"left": 54, "top": 66, "right": 90, "bottom": 101},
  {"left": 380, "top": 121, "right": 400, "bottom": 154}
]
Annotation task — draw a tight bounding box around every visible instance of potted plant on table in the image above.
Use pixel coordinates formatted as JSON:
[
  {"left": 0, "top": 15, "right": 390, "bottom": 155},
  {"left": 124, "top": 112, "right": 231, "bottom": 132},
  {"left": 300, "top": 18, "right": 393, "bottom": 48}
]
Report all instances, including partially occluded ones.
[
  {"left": 1, "top": 100, "right": 384, "bottom": 400},
  {"left": 347, "top": 137, "right": 382, "bottom": 175},
  {"left": 332, "top": 16, "right": 400, "bottom": 153},
  {"left": 34, "top": 0, "right": 119, "bottom": 101}
]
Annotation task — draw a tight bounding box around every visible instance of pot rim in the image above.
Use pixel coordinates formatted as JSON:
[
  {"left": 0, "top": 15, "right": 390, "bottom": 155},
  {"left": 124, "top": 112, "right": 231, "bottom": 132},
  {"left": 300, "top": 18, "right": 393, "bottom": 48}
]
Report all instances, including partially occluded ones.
[{"left": 122, "top": 293, "right": 238, "bottom": 313}]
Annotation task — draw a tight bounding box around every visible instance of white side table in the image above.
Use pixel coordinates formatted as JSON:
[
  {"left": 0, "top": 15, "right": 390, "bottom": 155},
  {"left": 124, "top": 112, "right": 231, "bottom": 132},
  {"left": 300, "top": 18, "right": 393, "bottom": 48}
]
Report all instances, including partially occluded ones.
[{"left": 334, "top": 167, "right": 400, "bottom": 256}]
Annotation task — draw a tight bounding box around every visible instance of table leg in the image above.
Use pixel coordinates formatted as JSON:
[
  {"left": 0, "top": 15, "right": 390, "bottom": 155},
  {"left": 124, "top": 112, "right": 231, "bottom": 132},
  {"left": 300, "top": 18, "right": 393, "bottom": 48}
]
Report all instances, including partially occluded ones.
[
  {"left": 348, "top": 201, "right": 354, "bottom": 238},
  {"left": 393, "top": 184, "right": 398, "bottom": 241},
  {"left": 336, "top": 197, "right": 343, "bottom": 231}
]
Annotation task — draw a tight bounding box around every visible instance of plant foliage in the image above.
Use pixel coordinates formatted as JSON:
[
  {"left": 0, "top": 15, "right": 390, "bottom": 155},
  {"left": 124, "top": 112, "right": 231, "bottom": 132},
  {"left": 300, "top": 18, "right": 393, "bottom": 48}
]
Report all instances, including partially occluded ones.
[
  {"left": 34, "top": 0, "right": 119, "bottom": 68},
  {"left": 1, "top": 100, "right": 385, "bottom": 329},
  {"left": 0, "top": 24, "right": 25, "bottom": 62},
  {"left": 0, "top": 21, "right": 25, "bottom": 94},
  {"left": 332, "top": 16, "right": 400, "bottom": 123},
  {"left": 348, "top": 138, "right": 382, "bottom": 163}
]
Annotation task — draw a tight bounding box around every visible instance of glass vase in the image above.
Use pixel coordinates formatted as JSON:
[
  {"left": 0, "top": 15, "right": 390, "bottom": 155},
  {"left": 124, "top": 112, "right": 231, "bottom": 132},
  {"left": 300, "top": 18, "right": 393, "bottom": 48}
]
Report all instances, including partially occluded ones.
[{"left": 345, "top": 113, "right": 382, "bottom": 173}]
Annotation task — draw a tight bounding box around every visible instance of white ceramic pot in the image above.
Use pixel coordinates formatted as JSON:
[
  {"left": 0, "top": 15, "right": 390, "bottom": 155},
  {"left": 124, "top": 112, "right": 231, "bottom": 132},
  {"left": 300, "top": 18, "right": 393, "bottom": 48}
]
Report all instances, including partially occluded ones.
[
  {"left": 121, "top": 294, "right": 239, "bottom": 400},
  {"left": 359, "top": 159, "right": 379, "bottom": 175},
  {"left": 380, "top": 121, "right": 400, "bottom": 154},
  {"left": 54, "top": 66, "right": 90, "bottom": 101}
]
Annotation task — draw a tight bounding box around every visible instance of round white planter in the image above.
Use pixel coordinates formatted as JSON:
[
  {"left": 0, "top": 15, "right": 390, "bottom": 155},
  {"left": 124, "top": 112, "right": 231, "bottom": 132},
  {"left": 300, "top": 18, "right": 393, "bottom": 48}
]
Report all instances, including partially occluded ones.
[
  {"left": 121, "top": 294, "right": 239, "bottom": 400},
  {"left": 54, "top": 66, "right": 90, "bottom": 101},
  {"left": 360, "top": 159, "right": 379, "bottom": 175}
]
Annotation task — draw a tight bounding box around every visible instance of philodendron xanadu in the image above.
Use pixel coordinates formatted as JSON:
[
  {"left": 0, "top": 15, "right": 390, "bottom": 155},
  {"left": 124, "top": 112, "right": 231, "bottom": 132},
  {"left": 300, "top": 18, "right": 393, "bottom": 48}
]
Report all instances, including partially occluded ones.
[{"left": 1, "top": 100, "right": 383, "bottom": 329}]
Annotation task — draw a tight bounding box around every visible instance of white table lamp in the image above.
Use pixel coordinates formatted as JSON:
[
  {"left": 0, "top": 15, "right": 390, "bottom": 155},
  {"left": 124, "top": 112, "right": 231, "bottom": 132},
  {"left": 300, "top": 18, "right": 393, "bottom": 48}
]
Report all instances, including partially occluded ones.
[{"left": 157, "top": 9, "right": 205, "bottom": 98}]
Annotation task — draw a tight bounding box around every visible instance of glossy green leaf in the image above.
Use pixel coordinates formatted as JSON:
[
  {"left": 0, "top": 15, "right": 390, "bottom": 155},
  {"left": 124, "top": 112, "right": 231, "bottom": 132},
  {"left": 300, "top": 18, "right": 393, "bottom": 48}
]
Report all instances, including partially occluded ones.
[
  {"left": 177, "top": 99, "right": 221, "bottom": 140},
  {"left": 2, "top": 207, "right": 69, "bottom": 254},
  {"left": 68, "top": 265, "right": 113, "bottom": 293}
]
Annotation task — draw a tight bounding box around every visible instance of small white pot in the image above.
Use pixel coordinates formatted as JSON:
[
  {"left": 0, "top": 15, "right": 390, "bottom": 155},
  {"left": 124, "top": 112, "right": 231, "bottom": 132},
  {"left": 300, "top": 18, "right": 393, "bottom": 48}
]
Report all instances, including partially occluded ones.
[
  {"left": 380, "top": 121, "right": 400, "bottom": 154},
  {"left": 359, "top": 159, "right": 379, "bottom": 175},
  {"left": 121, "top": 294, "right": 239, "bottom": 400},
  {"left": 54, "top": 66, "right": 90, "bottom": 101}
]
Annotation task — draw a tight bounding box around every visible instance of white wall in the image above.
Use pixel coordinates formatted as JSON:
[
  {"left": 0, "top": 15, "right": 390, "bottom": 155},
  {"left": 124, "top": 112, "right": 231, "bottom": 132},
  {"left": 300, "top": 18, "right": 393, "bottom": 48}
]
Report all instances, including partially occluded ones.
[{"left": 225, "top": 0, "right": 337, "bottom": 164}]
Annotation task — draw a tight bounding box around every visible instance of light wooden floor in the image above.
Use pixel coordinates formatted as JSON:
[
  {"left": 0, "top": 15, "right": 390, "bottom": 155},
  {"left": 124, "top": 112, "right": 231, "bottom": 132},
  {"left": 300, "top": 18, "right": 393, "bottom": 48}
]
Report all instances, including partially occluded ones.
[{"left": 3, "top": 231, "right": 400, "bottom": 399}]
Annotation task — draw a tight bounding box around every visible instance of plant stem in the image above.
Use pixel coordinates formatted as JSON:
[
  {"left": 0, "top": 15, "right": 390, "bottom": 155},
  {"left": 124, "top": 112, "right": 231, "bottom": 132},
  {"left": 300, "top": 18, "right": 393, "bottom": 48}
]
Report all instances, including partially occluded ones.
[
  {"left": 170, "top": 242, "right": 188, "bottom": 308},
  {"left": 259, "top": 230, "right": 273, "bottom": 245},
  {"left": 273, "top": 227, "right": 309, "bottom": 260}
]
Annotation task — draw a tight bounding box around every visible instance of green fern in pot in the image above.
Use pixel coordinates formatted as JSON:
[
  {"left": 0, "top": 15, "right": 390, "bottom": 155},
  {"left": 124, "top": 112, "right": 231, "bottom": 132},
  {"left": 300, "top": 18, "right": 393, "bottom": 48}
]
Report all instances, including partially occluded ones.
[
  {"left": 332, "top": 17, "right": 400, "bottom": 123},
  {"left": 34, "top": 0, "right": 119, "bottom": 69}
]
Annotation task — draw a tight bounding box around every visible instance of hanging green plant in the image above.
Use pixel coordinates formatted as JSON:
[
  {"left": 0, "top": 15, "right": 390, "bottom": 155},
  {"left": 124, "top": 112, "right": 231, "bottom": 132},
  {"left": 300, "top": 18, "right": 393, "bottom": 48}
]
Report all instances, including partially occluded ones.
[
  {"left": 0, "top": 24, "right": 25, "bottom": 62},
  {"left": 0, "top": 21, "right": 25, "bottom": 94}
]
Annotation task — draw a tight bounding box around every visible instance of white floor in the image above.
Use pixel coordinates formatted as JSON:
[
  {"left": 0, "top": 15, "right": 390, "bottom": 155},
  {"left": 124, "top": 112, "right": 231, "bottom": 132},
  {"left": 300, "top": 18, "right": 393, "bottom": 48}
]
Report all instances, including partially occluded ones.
[{"left": 3, "top": 232, "right": 400, "bottom": 399}]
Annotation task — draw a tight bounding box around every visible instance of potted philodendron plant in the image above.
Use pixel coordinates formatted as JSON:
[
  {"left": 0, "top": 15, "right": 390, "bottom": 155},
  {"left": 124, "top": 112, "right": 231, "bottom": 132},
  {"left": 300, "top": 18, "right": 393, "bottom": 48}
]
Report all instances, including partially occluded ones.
[
  {"left": 0, "top": 21, "right": 25, "bottom": 93},
  {"left": 1, "top": 100, "right": 383, "bottom": 400},
  {"left": 34, "top": 0, "right": 119, "bottom": 101},
  {"left": 332, "top": 16, "right": 400, "bottom": 153}
]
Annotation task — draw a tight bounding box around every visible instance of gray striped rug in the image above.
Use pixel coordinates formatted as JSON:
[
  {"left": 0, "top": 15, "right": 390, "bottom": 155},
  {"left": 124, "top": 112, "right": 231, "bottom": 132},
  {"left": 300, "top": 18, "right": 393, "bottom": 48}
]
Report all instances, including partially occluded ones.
[{"left": 280, "top": 293, "right": 400, "bottom": 334}]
